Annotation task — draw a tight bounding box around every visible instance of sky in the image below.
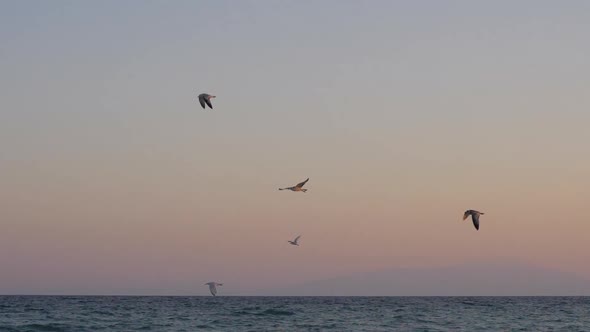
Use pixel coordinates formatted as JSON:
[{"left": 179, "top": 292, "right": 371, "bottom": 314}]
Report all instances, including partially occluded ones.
[{"left": 1, "top": 0, "right": 589, "bottom": 295}]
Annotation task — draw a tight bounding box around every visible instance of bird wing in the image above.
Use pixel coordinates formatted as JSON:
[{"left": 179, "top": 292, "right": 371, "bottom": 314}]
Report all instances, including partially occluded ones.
[
  {"left": 294, "top": 235, "right": 301, "bottom": 243},
  {"left": 205, "top": 98, "right": 213, "bottom": 109},
  {"left": 471, "top": 214, "right": 480, "bottom": 230},
  {"left": 296, "top": 178, "right": 309, "bottom": 188},
  {"left": 198, "top": 94, "right": 206, "bottom": 109},
  {"left": 209, "top": 284, "right": 217, "bottom": 296}
]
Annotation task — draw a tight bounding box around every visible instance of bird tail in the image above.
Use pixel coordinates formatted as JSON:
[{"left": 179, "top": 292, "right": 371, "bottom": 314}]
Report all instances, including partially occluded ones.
[
  {"left": 480, "top": 212, "right": 485, "bottom": 215},
  {"left": 302, "top": 189, "right": 307, "bottom": 192},
  {"left": 279, "top": 188, "right": 284, "bottom": 190}
]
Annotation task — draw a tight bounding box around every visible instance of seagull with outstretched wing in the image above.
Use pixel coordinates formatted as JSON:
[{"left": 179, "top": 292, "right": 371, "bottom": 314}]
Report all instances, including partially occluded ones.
[
  {"left": 198, "top": 93, "right": 216, "bottom": 109},
  {"left": 288, "top": 235, "right": 301, "bottom": 246},
  {"left": 279, "top": 178, "right": 309, "bottom": 192},
  {"left": 205, "top": 282, "right": 223, "bottom": 296}
]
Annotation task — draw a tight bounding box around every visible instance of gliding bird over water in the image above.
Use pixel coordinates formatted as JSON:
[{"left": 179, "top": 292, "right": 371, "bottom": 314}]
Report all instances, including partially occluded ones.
[
  {"left": 288, "top": 235, "right": 301, "bottom": 246},
  {"left": 205, "top": 282, "right": 223, "bottom": 296},
  {"left": 198, "top": 93, "right": 216, "bottom": 109},
  {"left": 463, "top": 210, "right": 484, "bottom": 230},
  {"left": 279, "top": 178, "right": 309, "bottom": 192}
]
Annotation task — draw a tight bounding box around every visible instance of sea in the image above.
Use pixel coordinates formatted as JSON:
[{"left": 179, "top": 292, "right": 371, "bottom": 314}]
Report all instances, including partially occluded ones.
[{"left": 0, "top": 296, "right": 589, "bottom": 331}]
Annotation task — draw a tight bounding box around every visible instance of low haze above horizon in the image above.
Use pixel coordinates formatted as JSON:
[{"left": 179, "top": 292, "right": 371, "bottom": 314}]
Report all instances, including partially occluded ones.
[{"left": 1, "top": 0, "right": 589, "bottom": 295}]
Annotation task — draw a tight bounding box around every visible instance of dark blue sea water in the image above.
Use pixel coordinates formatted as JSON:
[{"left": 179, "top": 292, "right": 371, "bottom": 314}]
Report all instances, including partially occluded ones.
[{"left": 0, "top": 296, "right": 589, "bottom": 331}]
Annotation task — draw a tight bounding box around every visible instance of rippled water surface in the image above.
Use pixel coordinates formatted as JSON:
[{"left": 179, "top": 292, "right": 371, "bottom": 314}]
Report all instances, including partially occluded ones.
[{"left": 1, "top": 296, "right": 589, "bottom": 331}]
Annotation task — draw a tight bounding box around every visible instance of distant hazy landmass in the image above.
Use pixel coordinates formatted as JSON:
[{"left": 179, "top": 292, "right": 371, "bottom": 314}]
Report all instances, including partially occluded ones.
[{"left": 266, "top": 262, "right": 590, "bottom": 296}]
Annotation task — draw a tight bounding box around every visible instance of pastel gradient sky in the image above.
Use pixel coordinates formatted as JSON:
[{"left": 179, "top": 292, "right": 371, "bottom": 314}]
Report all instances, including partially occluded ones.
[{"left": 1, "top": 0, "right": 589, "bottom": 295}]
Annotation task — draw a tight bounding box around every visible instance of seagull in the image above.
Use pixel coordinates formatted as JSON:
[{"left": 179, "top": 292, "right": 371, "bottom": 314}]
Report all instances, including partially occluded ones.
[
  {"left": 463, "top": 210, "right": 484, "bottom": 230},
  {"left": 198, "top": 93, "right": 216, "bottom": 109},
  {"left": 288, "top": 235, "right": 301, "bottom": 246},
  {"left": 279, "top": 178, "right": 309, "bottom": 192},
  {"left": 204, "top": 282, "right": 223, "bottom": 296}
]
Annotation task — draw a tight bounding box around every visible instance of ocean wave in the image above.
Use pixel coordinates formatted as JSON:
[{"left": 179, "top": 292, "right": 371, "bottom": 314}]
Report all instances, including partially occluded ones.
[
  {"left": 231, "top": 307, "right": 297, "bottom": 316},
  {"left": 0, "top": 326, "right": 20, "bottom": 332},
  {"left": 195, "top": 324, "right": 214, "bottom": 329},
  {"left": 232, "top": 308, "right": 296, "bottom": 316},
  {"left": 16, "top": 323, "right": 68, "bottom": 332},
  {"left": 89, "top": 310, "right": 115, "bottom": 316},
  {"left": 256, "top": 308, "right": 295, "bottom": 316},
  {"left": 232, "top": 310, "right": 255, "bottom": 316}
]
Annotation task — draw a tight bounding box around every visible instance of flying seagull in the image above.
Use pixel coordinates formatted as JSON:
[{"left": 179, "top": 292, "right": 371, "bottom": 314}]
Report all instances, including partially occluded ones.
[
  {"left": 205, "top": 282, "right": 223, "bottom": 296},
  {"left": 198, "top": 93, "right": 216, "bottom": 109},
  {"left": 288, "top": 235, "right": 301, "bottom": 246},
  {"left": 279, "top": 178, "right": 309, "bottom": 192},
  {"left": 463, "top": 210, "right": 484, "bottom": 230}
]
